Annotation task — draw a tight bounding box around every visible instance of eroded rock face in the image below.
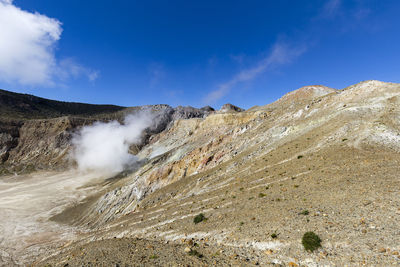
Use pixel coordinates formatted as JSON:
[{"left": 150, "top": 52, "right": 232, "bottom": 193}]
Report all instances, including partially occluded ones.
[
  {"left": 141, "top": 105, "right": 215, "bottom": 146},
  {"left": 0, "top": 103, "right": 214, "bottom": 173},
  {"left": 0, "top": 133, "right": 15, "bottom": 162},
  {"left": 0, "top": 120, "right": 21, "bottom": 170},
  {"left": 69, "top": 80, "right": 400, "bottom": 228},
  {"left": 5, "top": 117, "right": 92, "bottom": 171}
]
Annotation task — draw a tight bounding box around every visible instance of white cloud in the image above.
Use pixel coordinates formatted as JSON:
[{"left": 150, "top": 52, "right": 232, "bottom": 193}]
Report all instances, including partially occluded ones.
[
  {"left": 0, "top": 1, "right": 61, "bottom": 85},
  {"left": 0, "top": 1, "right": 97, "bottom": 86},
  {"left": 204, "top": 41, "right": 306, "bottom": 104},
  {"left": 57, "top": 58, "right": 99, "bottom": 83},
  {"left": 88, "top": 71, "right": 99, "bottom": 82}
]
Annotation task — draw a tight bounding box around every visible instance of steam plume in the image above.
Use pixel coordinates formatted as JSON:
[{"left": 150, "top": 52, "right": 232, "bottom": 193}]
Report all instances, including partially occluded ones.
[{"left": 71, "top": 111, "right": 152, "bottom": 176}]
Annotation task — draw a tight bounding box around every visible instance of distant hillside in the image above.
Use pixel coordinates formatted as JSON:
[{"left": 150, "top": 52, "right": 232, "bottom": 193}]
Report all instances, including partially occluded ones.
[
  {"left": 0, "top": 89, "right": 126, "bottom": 120},
  {"left": 0, "top": 88, "right": 216, "bottom": 171}
]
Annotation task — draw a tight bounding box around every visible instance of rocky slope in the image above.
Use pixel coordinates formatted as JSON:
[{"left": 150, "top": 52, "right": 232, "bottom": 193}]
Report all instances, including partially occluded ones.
[
  {"left": 1, "top": 81, "right": 400, "bottom": 266},
  {"left": 0, "top": 90, "right": 215, "bottom": 174}
]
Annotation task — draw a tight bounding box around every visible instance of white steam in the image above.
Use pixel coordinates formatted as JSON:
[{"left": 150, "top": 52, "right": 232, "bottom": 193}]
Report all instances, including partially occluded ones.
[{"left": 71, "top": 112, "right": 152, "bottom": 176}]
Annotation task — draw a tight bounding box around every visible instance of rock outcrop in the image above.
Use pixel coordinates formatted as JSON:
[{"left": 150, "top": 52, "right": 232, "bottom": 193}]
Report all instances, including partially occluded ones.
[
  {"left": 0, "top": 120, "right": 21, "bottom": 165},
  {"left": 219, "top": 103, "right": 244, "bottom": 113},
  {"left": 0, "top": 91, "right": 215, "bottom": 173}
]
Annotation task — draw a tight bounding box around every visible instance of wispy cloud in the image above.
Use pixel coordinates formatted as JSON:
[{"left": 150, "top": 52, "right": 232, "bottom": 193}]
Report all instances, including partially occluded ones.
[
  {"left": 202, "top": 0, "right": 375, "bottom": 105},
  {"left": 204, "top": 41, "right": 306, "bottom": 104},
  {"left": 148, "top": 62, "right": 165, "bottom": 88},
  {"left": 321, "top": 0, "right": 341, "bottom": 18},
  {"left": 317, "top": 0, "right": 372, "bottom": 26},
  {"left": 318, "top": 0, "right": 373, "bottom": 33},
  {"left": 0, "top": 0, "right": 98, "bottom": 86},
  {"left": 57, "top": 58, "right": 99, "bottom": 83}
]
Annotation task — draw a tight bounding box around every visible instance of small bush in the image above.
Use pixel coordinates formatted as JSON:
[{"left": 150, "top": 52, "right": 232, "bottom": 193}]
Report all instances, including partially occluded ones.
[
  {"left": 271, "top": 233, "right": 278, "bottom": 239},
  {"left": 302, "top": 231, "right": 322, "bottom": 252},
  {"left": 258, "top": 192, "right": 266, "bottom": 198},
  {"left": 193, "top": 213, "right": 206, "bottom": 224},
  {"left": 297, "top": 155, "right": 303, "bottom": 159},
  {"left": 188, "top": 249, "right": 203, "bottom": 258},
  {"left": 300, "top": 210, "right": 309, "bottom": 215},
  {"left": 149, "top": 255, "right": 158, "bottom": 259}
]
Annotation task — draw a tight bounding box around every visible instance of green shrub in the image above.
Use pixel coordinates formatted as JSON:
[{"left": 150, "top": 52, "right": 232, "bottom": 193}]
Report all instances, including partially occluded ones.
[
  {"left": 188, "top": 249, "right": 203, "bottom": 258},
  {"left": 193, "top": 213, "right": 206, "bottom": 224},
  {"left": 300, "top": 210, "right": 309, "bottom": 215},
  {"left": 258, "top": 192, "right": 266, "bottom": 198},
  {"left": 271, "top": 233, "right": 278, "bottom": 239},
  {"left": 297, "top": 155, "right": 303, "bottom": 159},
  {"left": 302, "top": 231, "right": 322, "bottom": 252}
]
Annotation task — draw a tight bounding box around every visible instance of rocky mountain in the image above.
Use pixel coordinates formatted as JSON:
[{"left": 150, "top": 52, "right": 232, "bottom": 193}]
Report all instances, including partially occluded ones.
[
  {"left": 1, "top": 80, "right": 400, "bottom": 266},
  {"left": 0, "top": 90, "right": 215, "bottom": 174}
]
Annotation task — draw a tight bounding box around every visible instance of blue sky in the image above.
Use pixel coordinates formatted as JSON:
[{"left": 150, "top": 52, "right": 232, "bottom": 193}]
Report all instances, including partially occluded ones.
[{"left": 0, "top": 0, "right": 399, "bottom": 109}]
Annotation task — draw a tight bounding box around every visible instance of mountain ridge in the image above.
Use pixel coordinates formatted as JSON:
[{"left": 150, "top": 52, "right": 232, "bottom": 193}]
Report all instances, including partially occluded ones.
[
  {"left": 0, "top": 80, "right": 399, "bottom": 266},
  {"left": 0, "top": 89, "right": 218, "bottom": 174}
]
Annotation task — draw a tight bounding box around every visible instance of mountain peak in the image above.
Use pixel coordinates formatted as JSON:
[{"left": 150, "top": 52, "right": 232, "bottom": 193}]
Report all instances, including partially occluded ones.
[
  {"left": 219, "top": 103, "right": 244, "bottom": 113},
  {"left": 279, "top": 85, "right": 336, "bottom": 103}
]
